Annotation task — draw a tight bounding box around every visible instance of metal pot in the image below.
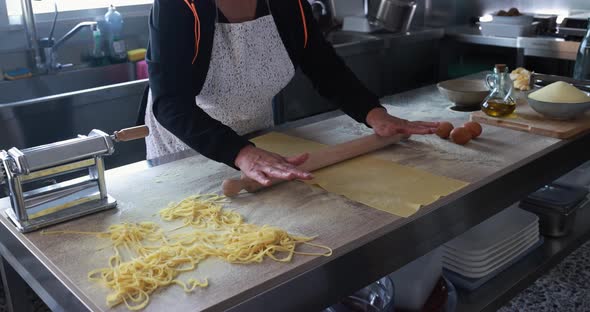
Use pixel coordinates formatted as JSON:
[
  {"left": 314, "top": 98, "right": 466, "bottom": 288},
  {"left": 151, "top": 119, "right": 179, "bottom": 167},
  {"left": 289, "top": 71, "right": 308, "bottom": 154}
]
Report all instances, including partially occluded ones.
[{"left": 368, "top": 0, "right": 417, "bottom": 33}]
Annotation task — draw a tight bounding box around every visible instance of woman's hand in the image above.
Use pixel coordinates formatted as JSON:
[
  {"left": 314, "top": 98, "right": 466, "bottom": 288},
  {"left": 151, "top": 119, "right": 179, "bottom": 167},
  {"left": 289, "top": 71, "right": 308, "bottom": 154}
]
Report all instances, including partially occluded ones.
[
  {"left": 234, "top": 145, "right": 313, "bottom": 186},
  {"left": 366, "top": 107, "right": 439, "bottom": 136}
]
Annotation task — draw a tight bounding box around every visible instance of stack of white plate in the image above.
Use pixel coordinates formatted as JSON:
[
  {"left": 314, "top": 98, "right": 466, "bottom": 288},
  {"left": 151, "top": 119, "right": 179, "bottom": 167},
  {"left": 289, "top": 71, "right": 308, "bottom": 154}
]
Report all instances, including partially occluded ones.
[{"left": 442, "top": 206, "right": 541, "bottom": 289}]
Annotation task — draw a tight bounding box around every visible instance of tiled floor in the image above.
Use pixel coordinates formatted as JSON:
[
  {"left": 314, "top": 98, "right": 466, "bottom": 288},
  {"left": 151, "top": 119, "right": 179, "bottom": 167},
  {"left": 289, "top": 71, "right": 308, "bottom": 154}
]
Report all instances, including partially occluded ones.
[{"left": 499, "top": 239, "right": 590, "bottom": 312}]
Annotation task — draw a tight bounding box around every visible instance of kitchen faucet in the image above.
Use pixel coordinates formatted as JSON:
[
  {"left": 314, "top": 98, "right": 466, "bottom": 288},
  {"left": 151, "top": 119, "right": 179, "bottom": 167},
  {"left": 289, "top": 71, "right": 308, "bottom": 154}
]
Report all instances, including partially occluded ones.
[
  {"left": 20, "top": 0, "right": 43, "bottom": 72},
  {"left": 42, "top": 21, "right": 98, "bottom": 72},
  {"left": 20, "top": 0, "right": 97, "bottom": 73}
]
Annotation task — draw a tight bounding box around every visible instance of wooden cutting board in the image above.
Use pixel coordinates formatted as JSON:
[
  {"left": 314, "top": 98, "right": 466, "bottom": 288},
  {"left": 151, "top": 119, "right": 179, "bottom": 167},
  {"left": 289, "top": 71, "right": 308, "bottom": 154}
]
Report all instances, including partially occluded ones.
[{"left": 470, "top": 98, "right": 590, "bottom": 139}]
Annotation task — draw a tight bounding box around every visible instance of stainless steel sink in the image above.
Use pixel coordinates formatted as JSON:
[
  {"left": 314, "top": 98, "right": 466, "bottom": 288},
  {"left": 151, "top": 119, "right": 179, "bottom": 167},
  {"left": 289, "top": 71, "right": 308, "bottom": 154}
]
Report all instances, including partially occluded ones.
[
  {"left": 0, "top": 63, "right": 147, "bottom": 169},
  {"left": 0, "top": 63, "right": 135, "bottom": 105},
  {"left": 325, "top": 31, "right": 380, "bottom": 47}
]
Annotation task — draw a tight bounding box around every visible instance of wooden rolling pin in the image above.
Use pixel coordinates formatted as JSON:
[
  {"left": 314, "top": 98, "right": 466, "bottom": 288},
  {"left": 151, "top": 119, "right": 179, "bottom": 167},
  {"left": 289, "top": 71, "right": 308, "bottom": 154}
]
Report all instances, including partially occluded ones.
[{"left": 222, "top": 133, "right": 407, "bottom": 197}]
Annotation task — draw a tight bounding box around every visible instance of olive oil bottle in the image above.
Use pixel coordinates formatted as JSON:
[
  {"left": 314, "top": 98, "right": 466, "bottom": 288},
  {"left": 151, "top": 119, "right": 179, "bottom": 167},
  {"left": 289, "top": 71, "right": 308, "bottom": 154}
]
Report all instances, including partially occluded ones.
[{"left": 481, "top": 64, "right": 516, "bottom": 117}]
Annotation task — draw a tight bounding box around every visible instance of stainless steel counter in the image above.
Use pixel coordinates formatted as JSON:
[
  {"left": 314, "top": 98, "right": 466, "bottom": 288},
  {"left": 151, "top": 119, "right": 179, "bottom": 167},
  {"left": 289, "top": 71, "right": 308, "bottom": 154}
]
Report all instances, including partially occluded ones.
[
  {"left": 517, "top": 36, "right": 580, "bottom": 61},
  {"left": 0, "top": 78, "right": 589, "bottom": 312},
  {"left": 327, "top": 27, "right": 445, "bottom": 57},
  {"left": 376, "top": 27, "right": 445, "bottom": 48},
  {"left": 445, "top": 25, "right": 519, "bottom": 48},
  {"left": 445, "top": 25, "right": 581, "bottom": 62}
]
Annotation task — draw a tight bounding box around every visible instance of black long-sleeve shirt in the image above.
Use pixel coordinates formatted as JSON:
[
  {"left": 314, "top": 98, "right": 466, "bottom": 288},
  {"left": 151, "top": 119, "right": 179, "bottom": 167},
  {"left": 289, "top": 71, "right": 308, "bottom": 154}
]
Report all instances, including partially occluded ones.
[{"left": 142, "top": 0, "right": 383, "bottom": 168}]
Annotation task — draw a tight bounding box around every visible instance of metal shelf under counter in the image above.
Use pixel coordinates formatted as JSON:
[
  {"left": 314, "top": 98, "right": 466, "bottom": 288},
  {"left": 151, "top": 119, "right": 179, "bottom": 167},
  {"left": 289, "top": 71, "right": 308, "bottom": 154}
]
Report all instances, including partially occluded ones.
[{"left": 457, "top": 198, "right": 590, "bottom": 312}]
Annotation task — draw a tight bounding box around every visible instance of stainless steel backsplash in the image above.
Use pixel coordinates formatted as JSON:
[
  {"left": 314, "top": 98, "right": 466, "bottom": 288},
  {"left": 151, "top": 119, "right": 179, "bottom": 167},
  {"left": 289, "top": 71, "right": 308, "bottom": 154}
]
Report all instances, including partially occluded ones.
[
  {"left": 425, "top": 0, "right": 590, "bottom": 26},
  {"left": 333, "top": 0, "right": 426, "bottom": 27},
  {"left": 333, "top": 0, "right": 590, "bottom": 27}
]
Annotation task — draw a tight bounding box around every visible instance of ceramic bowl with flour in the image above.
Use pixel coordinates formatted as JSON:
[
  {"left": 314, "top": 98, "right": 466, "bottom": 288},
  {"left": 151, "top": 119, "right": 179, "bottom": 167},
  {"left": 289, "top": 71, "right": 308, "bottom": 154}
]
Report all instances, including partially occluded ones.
[{"left": 527, "top": 81, "right": 590, "bottom": 120}]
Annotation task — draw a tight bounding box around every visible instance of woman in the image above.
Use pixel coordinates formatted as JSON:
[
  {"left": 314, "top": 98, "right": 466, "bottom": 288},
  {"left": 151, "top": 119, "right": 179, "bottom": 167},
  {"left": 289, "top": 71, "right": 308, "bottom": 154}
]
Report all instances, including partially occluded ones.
[{"left": 141, "top": 0, "right": 439, "bottom": 186}]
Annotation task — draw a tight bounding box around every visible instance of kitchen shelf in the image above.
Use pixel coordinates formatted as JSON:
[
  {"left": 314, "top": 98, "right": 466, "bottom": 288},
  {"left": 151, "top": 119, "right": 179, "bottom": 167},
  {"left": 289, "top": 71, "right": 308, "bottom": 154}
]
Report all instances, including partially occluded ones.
[{"left": 456, "top": 199, "right": 590, "bottom": 312}]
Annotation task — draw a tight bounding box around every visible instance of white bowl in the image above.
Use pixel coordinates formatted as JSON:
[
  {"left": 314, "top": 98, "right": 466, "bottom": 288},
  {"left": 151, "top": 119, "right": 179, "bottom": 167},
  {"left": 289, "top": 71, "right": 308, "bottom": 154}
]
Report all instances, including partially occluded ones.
[
  {"left": 527, "top": 97, "right": 590, "bottom": 120},
  {"left": 437, "top": 79, "right": 489, "bottom": 107}
]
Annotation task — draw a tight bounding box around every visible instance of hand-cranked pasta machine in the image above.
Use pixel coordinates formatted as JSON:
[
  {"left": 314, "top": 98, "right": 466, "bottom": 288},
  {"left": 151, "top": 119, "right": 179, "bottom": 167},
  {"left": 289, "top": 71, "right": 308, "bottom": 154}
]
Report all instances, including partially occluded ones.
[{"left": 0, "top": 126, "right": 149, "bottom": 232}]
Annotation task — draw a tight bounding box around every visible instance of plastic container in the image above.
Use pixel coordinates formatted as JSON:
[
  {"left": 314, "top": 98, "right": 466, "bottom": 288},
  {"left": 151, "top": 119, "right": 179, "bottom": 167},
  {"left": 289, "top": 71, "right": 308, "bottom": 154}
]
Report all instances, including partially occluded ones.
[
  {"left": 556, "top": 160, "right": 590, "bottom": 187},
  {"left": 324, "top": 276, "right": 395, "bottom": 312},
  {"left": 389, "top": 248, "right": 442, "bottom": 311},
  {"left": 136, "top": 60, "right": 148, "bottom": 80},
  {"left": 520, "top": 183, "right": 589, "bottom": 237},
  {"left": 490, "top": 14, "right": 535, "bottom": 25},
  {"left": 480, "top": 21, "right": 539, "bottom": 38}
]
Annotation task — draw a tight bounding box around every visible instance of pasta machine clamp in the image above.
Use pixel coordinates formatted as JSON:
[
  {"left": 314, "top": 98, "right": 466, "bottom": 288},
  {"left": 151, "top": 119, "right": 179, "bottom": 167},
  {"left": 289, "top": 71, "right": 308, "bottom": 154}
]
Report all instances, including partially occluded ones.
[{"left": 0, "top": 126, "right": 149, "bottom": 232}]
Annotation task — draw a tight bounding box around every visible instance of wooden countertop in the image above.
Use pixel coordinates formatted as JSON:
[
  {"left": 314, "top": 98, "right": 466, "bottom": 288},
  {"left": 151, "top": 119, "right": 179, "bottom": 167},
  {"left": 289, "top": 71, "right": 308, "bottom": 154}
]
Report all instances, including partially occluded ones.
[{"left": 0, "top": 84, "right": 571, "bottom": 312}]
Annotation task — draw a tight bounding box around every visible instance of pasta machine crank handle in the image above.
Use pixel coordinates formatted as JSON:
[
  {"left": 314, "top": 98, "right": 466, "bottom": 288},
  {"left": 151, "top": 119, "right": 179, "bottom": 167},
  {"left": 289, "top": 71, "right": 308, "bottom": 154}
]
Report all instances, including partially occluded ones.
[{"left": 112, "top": 126, "right": 150, "bottom": 142}]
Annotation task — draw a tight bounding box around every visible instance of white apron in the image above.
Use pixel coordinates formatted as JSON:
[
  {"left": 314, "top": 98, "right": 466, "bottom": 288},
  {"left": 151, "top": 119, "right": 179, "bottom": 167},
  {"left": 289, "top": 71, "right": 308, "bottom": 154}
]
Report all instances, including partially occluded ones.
[{"left": 145, "top": 14, "right": 295, "bottom": 160}]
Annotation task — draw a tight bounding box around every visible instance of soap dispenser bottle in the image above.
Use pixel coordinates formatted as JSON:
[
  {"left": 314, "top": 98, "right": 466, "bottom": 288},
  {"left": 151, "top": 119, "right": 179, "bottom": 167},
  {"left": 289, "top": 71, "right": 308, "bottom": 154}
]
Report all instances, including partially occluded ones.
[{"left": 104, "top": 5, "right": 128, "bottom": 63}]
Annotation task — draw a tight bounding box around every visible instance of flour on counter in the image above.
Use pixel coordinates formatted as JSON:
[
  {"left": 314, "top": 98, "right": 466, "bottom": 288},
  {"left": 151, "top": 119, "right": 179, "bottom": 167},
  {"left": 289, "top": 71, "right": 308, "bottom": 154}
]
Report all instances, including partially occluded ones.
[{"left": 400, "top": 135, "right": 504, "bottom": 166}]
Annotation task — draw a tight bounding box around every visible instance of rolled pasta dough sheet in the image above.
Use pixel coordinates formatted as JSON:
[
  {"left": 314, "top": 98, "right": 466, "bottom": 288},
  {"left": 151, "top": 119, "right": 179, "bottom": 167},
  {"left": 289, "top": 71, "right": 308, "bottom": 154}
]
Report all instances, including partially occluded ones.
[{"left": 252, "top": 132, "right": 468, "bottom": 217}]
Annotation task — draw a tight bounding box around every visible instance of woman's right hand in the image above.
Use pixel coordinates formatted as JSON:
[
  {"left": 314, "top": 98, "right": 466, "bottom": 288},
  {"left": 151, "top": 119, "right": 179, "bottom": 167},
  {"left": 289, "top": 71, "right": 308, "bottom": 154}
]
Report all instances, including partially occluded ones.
[{"left": 234, "top": 145, "right": 313, "bottom": 186}]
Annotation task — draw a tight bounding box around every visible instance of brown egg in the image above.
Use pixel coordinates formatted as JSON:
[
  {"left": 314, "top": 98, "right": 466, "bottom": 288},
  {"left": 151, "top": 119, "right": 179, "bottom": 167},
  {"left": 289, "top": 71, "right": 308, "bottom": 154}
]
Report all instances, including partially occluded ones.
[
  {"left": 464, "top": 121, "right": 483, "bottom": 138},
  {"left": 436, "top": 122, "right": 454, "bottom": 139},
  {"left": 450, "top": 127, "right": 472, "bottom": 145}
]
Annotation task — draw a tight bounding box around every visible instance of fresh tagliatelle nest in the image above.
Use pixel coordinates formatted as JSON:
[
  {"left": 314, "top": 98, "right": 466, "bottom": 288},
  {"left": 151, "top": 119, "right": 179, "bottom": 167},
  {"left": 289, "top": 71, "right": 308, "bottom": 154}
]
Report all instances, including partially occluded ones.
[{"left": 42, "top": 194, "right": 332, "bottom": 310}]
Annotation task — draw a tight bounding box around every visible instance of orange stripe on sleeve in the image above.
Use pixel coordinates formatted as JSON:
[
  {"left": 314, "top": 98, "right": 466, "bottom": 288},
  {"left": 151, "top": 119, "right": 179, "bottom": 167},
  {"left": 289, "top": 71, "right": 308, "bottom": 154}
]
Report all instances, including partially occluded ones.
[
  {"left": 297, "top": 0, "right": 308, "bottom": 48},
  {"left": 193, "top": 3, "right": 200, "bottom": 62},
  {"left": 182, "top": 0, "right": 200, "bottom": 64}
]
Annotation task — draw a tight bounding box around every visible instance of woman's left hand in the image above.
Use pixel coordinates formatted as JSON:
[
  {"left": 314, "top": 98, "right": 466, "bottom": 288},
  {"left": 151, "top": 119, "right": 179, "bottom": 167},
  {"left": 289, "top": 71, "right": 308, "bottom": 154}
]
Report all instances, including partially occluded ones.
[{"left": 366, "top": 107, "right": 439, "bottom": 136}]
